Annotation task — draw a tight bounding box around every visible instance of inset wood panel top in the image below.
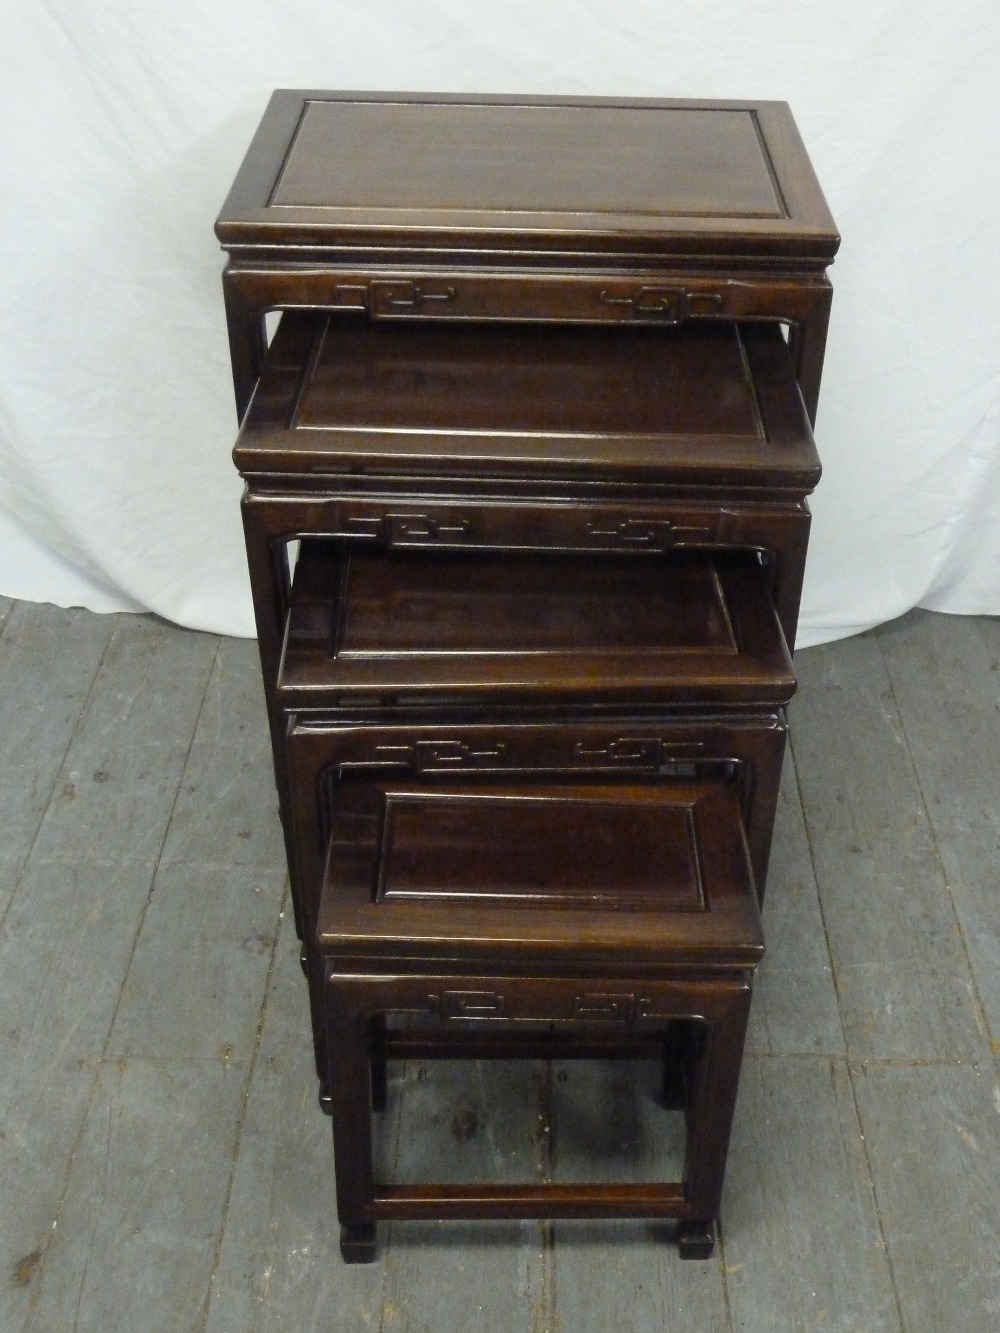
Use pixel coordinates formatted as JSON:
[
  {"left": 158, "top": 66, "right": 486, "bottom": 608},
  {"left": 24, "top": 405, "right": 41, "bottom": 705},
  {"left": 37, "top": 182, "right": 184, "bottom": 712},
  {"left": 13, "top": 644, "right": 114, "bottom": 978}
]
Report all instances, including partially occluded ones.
[
  {"left": 273, "top": 102, "right": 782, "bottom": 218},
  {"left": 317, "top": 778, "right": 762, "bottom": 966},
  {"left": 237, "top": 315, "right": 819, "bottom": 489},
  {"left": 217, "top": 91, "right": 838, "bottom": 262},
  {"left": 335, "top": 552, "right": 737, "bottom": 660},
  {"left": 295, "top": 321, "right": 761, "bottom": 439},
  {"left": 278, "top": 545, "right": 795, "bottom": 708},
  {"left": 378, "top": 787, "right": 704, "bottom": 912}
]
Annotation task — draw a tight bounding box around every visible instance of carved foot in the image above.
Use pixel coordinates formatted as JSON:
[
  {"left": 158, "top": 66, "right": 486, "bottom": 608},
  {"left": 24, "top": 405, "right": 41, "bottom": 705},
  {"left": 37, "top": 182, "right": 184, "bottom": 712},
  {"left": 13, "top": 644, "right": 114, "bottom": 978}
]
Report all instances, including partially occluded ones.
[
  {"left": 340, "top": 1223, "right": 378, "bottom": 1263},
  {"left": 677, "top": 1218, "right": 716, "bottom": 1259}
]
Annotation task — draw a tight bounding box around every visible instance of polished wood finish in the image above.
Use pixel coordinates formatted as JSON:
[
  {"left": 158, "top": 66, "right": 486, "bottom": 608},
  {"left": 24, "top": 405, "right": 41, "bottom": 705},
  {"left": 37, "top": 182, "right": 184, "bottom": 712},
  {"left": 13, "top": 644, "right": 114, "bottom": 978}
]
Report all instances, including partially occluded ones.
[
  {"left": 216, "top": 92, "right": 837, "bottom": 422},
  {"left": 238, "top": 307, "right": 815, "bottom": 712},
  {"left": 278, "top": 545, "right": 795, "bottom": 709},
  {"left": 218, "top": 89, "right": 836, "bottom": 1265},
  {"left": 219, "top": 93, "right": 836, "bottom": 256},
  {"left": 285, "top": 712, "right": 786, "bottom": 921},
  {"left": 259, "top": 99, "right": 814, "bottom": 233},
  {"left": 318, "top": 778, "right": 761, "bottom": 962},
  {"left": 285, "top": 714, "right": 789, "bottom": 1194},
  {"left": 376, "top": 787, "right": 717, "bottom": 913},
  {"left": 236, "top": 311, "right": 815, "bottom": 904},
  {"left": 318, "top": 776, "right": 761, "bottom": 1260},
  {"left": 235, "top": 305, "right": 817, "bottom": 961},
  {"left": 238, "top": 315, "right": 819, "bottom": 487}
]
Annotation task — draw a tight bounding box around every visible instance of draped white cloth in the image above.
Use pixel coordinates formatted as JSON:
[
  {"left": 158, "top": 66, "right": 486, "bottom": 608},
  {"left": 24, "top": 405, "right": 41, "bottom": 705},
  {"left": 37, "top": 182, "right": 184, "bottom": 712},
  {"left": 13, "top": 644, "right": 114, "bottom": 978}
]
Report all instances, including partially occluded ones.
[{"left": 1, "top": 1, "right": 998, "bottom": 644}]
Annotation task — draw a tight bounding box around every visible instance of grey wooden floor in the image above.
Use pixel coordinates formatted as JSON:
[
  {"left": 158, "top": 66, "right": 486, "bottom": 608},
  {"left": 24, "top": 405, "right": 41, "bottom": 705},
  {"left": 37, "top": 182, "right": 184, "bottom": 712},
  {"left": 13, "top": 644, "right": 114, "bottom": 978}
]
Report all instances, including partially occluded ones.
[{"left": 2, "top": 596, "right": 999, "bottom": 1332}]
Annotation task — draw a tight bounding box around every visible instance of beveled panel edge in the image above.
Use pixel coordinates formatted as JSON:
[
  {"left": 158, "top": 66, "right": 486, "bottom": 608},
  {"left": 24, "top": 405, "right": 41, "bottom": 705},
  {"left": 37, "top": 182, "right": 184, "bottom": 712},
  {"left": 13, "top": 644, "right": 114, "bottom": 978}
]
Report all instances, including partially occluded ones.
[
  {"left": 270, "top": 100, "right": 784, "bottom": 220},
  {"left": 373, "top": 785, "right": 706, "bottom": 912}
]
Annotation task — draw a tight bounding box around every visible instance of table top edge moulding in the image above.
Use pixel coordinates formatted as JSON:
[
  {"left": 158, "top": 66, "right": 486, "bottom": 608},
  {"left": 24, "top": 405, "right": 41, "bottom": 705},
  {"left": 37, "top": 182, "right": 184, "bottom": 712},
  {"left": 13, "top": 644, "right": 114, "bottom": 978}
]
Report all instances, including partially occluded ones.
[{"left": 216, "top": 90, "right": 839, "bottom": 258}]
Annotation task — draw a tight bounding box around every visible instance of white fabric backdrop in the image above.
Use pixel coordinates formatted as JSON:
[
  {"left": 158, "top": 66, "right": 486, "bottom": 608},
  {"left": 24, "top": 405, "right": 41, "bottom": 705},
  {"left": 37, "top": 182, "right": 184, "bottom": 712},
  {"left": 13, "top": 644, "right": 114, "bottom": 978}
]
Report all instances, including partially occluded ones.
[{"left": 1, "top": 1, "right": 998, "bottom": 645}]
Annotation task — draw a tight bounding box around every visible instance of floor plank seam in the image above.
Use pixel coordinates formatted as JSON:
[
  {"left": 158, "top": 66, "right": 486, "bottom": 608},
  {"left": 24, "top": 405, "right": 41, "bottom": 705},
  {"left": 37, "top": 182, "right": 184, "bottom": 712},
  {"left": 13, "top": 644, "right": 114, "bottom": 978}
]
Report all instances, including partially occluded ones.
[
  {"left": 198, "top": 879, "right": 291, "bottom": 1333},
  {"left": 20, "top": 633, "right": 222, "bottom": 1313},
  {"left": 533, "top": 1066, "right": 557, "bottom": 1333},
  {"left": 716, "top": 1222, "right": 739, "bottom": 1333},
  {"left": 537, "top": 1062, "right": 556, "bottom": 1333},
  {"left": 89, "top": 633, "right": 222, "bottom": 1046},
  {"left": 973, "top": 619, "right": 1000, "bottom": 685},
  {"left": 878, "top": 636, "right": 995, "bottom": 1053},
  {"left": 537, "top": 1220, "right": 555, "bottom": 1333},
  {"left": 2, "top": 619, "right": 133, "bottom": 1320},
  {"left": 843, "top": 1052, "right": 909, "bottom": 1332},
  {"left": 782, "top": 730, "right": 851, "bottom": 1058},
  {"left": 154, "top": 856, "right": 291, "bottom": 874},
  {"left": 67, "top": 1101, "right": 116, "bottom": 1333},
  {"left": 786, "top": 724, "right": 906, "bottom": 1326},
  {"left": 848, "top": 1056, "right": 987, "bottom": 1071},
  {"left": 9, "top": 605, "right": 999, "bottom": 1328},
  {"left": 375, "top": 1228, "right": 393, "bottom": 1333},
  {"left": 747, "top": 1050, "right": 977, "bottom": 1070},
  {"left": 15, "top": 864, "right": 162, "bottom": 1323},
  {"left": 0, "top": 613, "right": 116, "bottom": 938}
]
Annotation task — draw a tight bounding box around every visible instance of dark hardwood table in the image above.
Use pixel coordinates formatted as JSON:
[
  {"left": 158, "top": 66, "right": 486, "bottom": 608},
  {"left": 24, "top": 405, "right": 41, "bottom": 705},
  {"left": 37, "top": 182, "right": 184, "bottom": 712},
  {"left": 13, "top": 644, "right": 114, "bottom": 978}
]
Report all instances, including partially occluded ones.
[
  {"left": 232, "top": 310, "right": 819, "bottom": 941},
  {"left": 318, "top": 776, "right": 762, "bottom": 1260},
  {"left": 216, "top": 90, "right": 837, "bottom": 1261},
  {"left": 217, "top": 92, "right": 837, "bottom": 425}
]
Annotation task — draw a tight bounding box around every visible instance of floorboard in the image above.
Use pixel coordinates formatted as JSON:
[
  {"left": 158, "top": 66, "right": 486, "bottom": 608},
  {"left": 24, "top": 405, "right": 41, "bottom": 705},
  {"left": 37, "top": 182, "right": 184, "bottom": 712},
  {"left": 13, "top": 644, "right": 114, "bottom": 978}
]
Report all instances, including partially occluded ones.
[
  {"left": 853, "top": 1061, "right": 1000, "bottom": 1333},
  {"left": 876, "top": 611, "right": 1000, "bottom": 1039},
  {"left": 24, "top": 1058, "right": 247, "bottom": 1333},
  {"left": 204, "top": 911, "right": 389, "bottom": 1333},
  {"left": 157, "top": 636, "right": 286, "bottom": 875},
  {"left": 0, "top": 603, "right": 114, "bottom": 912},
  {"left": 30, "top": 615, "right": 219, "bottom": 865},
  {"left": 723, "top": 1054, "right": 901, "bottom": 1332},
  {"left": 1, "top": 604, "right": 998, "bottom": 1332},
  {"left": 0, "top": 858, "right": 157, "bottom": 1332},
  {"left": 550, "top": 1062, "right": 729, "bottom": 1333},
  {"left": 791, "top": 633, "right": 988, "bottom": 1063},
  {"left": 746, "top": 748, "right": 843, "bottom": 1057}
]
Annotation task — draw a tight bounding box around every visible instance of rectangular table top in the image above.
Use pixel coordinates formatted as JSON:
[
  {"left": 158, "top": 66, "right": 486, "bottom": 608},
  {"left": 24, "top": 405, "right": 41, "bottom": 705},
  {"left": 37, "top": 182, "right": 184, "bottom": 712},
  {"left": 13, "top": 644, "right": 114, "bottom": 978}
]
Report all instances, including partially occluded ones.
[
  {"left": 316, "top": 777, "right": 762, "bottom": 967},
  {"left": 216, "top": 91, "right": 838, "bottom": 266},
  {"left": 235, "top": 313, "right": 819, "bottom": 490},
  {"left": 278, "top": 543, "right": 796, "bottom": 709}
]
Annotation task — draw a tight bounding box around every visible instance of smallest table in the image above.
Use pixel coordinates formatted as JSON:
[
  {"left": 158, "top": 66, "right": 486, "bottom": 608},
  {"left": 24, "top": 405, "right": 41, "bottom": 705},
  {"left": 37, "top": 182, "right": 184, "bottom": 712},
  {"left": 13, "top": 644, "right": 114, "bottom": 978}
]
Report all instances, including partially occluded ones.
[{"left": 316, "top": 775, "right": 763, "bottom": 1260}]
